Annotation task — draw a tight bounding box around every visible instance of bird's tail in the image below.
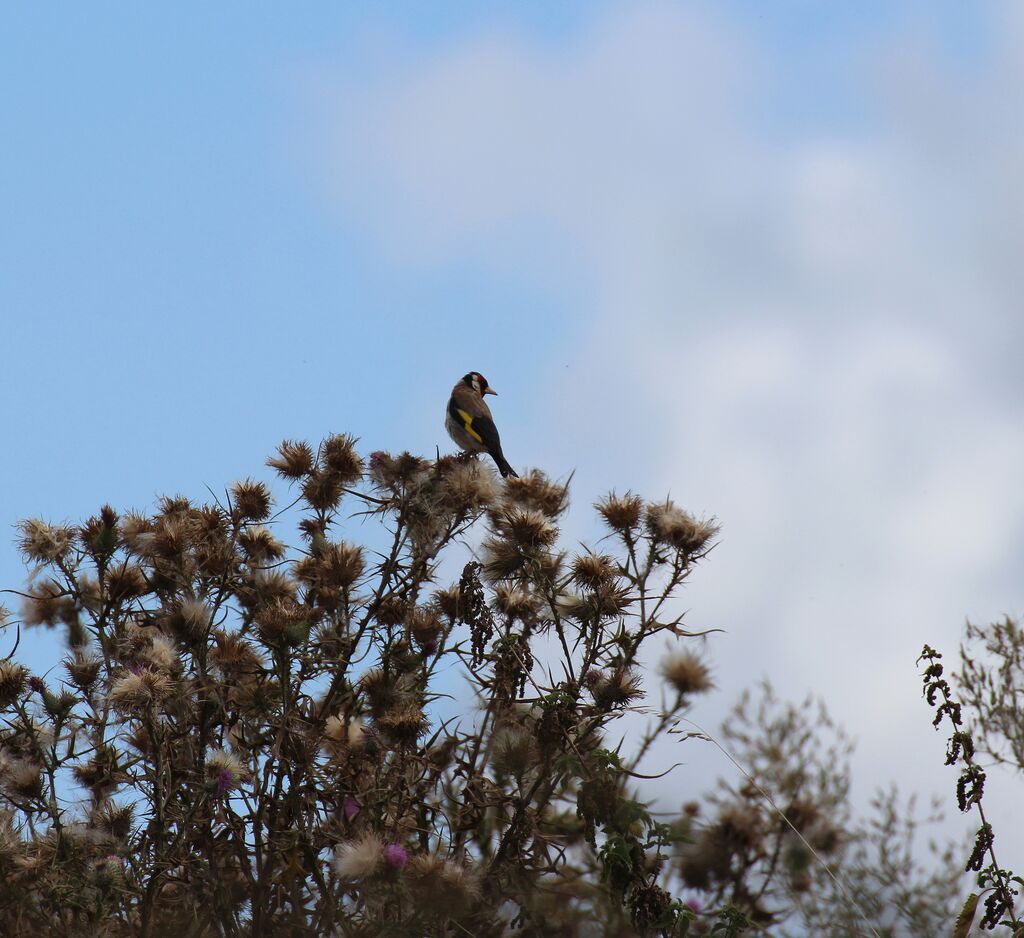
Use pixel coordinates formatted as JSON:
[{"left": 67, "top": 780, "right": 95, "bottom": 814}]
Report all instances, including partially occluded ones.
[{"left": 492, "top": 451, "right": 518, "bottom": 479}]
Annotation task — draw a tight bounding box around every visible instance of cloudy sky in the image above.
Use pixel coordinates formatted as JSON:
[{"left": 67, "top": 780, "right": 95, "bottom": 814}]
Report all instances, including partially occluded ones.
[{"left": 3, "top": 1, "right": 1022, "bottom": 862}]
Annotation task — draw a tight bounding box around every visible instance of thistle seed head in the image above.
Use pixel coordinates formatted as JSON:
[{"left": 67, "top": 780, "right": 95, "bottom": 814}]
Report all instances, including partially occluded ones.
[
  {"left": 267, "top": 439, "right": 315, "bottom": 479},
  {"left": 237, "top": 525, "right": 285, "bottom": 564},
  {"left": 492, "top": 584, "right": 542, "bottom": 622},
  {"left": 104, "top": 563, "right": 149, "bottom": 603},
  {"left": 660, "top": 651, "right": 713, "bottom": 697},
  {"left": 596, "top": 491, "right": 644, "bottom": 532},
  {"left": 441, "top": 460, "right": 500, "bottom": 512},
  {"left": 17, "top": 519, "right": 76, "bottom": 565},
  {"left": 572, "top": 552, "right": 617, "bottom": 588},
  {"left": 645, "top": 501, "right": 720, "bottom": 555},
  {"left": 334, "top": 832, "right": 385, "bottom": 881},
  {"left": 490, "top": 724, "right": 538, "bottom": 780},
  {"left": 321, "top": 433, "right": 364, "bottom": 485},
  {"left": 108, "top": 669, "right": 174, "bottom": 713},
  {"left": 231, "top": 479, "right": 273, "bottom": 522},
  {"left": 0, "top": 662, "right": 28, "bottom": 708},
  {"left": 502, "top": 470, "right": 569, "bottom": 518}
]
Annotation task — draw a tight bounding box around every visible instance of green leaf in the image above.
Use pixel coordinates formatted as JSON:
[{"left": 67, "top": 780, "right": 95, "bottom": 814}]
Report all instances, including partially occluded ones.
[{"left": 952, "top": 892, "right": 978, "bottom": 938}]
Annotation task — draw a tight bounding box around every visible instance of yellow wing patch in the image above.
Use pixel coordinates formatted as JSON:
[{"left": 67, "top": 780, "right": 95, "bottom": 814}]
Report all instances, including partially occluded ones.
[{"left": 457, "top": 408, "right": 484, "bottom": 444}]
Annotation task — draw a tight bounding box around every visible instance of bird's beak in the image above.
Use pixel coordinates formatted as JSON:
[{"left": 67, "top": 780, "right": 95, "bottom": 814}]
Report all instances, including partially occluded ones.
[{"left": 484, "top": 387, "right": 497, "bottom": 396}]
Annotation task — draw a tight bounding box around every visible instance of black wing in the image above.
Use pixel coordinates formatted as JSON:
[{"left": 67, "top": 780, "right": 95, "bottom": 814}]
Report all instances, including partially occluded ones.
[
  {"left": 449, "top": 399, "right": 503, "bottom": 452},
  {"left": 448, "top": 398, "right": 517, "bottom": 477}
]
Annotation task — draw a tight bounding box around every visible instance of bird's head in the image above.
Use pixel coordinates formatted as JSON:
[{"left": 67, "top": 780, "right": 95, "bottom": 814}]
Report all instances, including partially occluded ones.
[{"left": 462, "top": 372, "right": 497, "bottom": 397}]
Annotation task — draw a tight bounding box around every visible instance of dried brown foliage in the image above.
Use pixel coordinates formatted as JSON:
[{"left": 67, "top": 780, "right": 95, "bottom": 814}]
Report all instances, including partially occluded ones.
[
  {"left": 0, "top": 437, "right": 723, "bottom": 937},
  {"left": 0, "top": 434, "right": 976, "bottom": 938}
]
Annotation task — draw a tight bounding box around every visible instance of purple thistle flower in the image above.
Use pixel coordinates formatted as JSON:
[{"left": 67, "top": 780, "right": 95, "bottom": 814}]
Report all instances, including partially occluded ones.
[
  {"left": 343, "top": 796, "right": 360, "bottom": 822},
  {"left": 216, "top": 768, "right": 236, "bottom": 795},
  {"left": 383, "top": 843, "right": 408, "bottom": 869},
  {"left": 685, "top": 898, "right": 701, "bottom": 914},
  {"left": 28, "top": 676, "right": 46, "bottom": 694},
  {"left": 95, "top": 854, "right": 125, "bottom": 884}
]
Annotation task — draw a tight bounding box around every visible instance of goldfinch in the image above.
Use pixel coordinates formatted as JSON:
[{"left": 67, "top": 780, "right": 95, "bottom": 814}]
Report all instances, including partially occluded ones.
[{"left": 445, "top": 372, "right": 518, "bottom": 478}]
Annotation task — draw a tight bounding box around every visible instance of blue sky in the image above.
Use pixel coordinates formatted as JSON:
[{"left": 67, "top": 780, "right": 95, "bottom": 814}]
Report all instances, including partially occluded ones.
[{"left": 3, "top": 1, "right": 1022, "bottom": 860}]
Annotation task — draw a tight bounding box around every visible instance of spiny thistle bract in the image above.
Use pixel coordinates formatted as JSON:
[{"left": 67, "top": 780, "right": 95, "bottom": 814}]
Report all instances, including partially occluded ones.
[{"left": 0, "top": 432, "right": 780, "bottom": 937}]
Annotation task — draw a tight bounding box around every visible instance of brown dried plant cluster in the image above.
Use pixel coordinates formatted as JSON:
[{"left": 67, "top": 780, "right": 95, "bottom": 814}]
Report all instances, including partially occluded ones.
[
  {"left": 0, "top": 436, "right": 728, "bottom": 937},
  {"left": 0, "top": 434, "right": 972, "bottom": 938}
]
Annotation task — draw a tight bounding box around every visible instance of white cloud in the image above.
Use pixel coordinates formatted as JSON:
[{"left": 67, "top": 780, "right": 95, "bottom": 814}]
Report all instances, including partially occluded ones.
[
  {"left": 317, "top": 0, "right": 1024, "bottom": 857},
  {"left": 324, "top": 3, "right": 747, "bottom": 272}
]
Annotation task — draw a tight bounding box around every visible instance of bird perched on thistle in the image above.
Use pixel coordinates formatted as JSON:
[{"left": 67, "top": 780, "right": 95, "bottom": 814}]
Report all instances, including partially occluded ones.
[{"left": 445, "top": 372, "right": 518, "bottom": 478}]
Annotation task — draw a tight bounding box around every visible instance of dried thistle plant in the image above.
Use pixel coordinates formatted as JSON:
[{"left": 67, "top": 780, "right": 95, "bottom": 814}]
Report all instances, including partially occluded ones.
[{"left": 0, "top": 436, "right": 727, "bottom": 937}]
